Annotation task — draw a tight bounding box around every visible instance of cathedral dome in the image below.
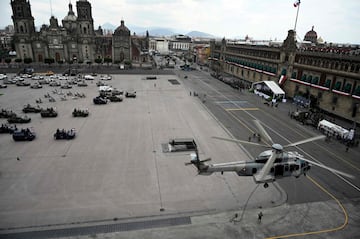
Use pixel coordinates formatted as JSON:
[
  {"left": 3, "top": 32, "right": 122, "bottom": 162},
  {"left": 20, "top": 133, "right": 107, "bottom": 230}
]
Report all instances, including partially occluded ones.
[
  {"left": 114, "top": 20, "right": 130, "bottom": 35},
  {"left": 304, "top": 26, "right": 317, "bottom": 44},
  {"left": 63, "top": 2, "right": 77, "bottom": 22}
]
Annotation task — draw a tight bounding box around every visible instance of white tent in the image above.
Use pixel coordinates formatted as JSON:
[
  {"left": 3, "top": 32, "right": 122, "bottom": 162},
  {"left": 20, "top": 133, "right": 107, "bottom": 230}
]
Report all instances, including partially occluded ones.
[{"left": 252, "top": 81, "right": 285, "bottom": 100}]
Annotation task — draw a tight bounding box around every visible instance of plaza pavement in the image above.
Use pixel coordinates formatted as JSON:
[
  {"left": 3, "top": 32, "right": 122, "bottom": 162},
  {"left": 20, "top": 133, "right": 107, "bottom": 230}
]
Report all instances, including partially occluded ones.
[{"left": 0, "top": 74, "right": 284, "bottom": 237}]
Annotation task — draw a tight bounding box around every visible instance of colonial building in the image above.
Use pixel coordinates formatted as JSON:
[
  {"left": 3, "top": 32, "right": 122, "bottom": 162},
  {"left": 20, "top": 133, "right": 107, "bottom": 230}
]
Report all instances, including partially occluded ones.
[
  {"left": 209, "top": 28, "right": 360, "bottom": 124},
  {"left": 10, "top": 0, "right": 150, "bottom": 65},
  {"left": 11, "top": 0, "right": 97, "bottom": 63},
  {"left": 112, "top": 20, "right": 131, "bottom": 63}
]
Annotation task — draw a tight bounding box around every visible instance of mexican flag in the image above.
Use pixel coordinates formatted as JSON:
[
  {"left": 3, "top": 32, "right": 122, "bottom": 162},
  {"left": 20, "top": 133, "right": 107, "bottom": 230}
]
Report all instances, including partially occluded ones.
[{"left": 293, "top": 0, "right": 301, "bottom": 7}]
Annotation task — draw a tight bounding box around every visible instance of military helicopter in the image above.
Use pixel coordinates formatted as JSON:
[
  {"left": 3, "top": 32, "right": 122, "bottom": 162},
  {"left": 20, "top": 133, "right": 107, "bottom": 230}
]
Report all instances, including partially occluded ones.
[{"left": 186, "top": 120, "right": 353, "bottom": 188}]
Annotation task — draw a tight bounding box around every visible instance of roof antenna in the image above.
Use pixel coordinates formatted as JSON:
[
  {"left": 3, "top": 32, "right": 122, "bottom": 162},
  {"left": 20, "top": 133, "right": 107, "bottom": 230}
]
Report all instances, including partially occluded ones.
[{"left": 50, "top": 0, "right": 53, "bottom": 16}]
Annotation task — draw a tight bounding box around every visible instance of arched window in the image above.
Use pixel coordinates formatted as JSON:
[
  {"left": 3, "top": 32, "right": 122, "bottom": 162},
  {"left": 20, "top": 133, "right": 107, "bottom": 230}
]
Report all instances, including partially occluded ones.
[{"left": 20, "top": 25, "right": 24, "bottom": 33}]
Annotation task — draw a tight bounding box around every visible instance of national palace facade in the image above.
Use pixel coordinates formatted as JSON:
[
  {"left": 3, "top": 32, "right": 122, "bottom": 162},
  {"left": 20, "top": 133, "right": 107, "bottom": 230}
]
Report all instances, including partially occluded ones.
[{"left": 209, "top": 29, "right": 360, "bottom": 124}]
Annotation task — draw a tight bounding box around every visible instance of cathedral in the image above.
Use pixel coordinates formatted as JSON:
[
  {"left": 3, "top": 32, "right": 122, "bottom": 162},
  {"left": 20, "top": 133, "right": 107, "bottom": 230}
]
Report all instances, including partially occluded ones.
[{"left": 10, "top": 0, "right": 149, "bottom": 64}]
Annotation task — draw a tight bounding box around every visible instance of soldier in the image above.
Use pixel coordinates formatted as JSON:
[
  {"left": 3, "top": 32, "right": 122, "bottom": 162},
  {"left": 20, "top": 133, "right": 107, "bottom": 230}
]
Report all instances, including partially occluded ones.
[{"left": 258, "top": 211, "right": 263, "bottom": 223}]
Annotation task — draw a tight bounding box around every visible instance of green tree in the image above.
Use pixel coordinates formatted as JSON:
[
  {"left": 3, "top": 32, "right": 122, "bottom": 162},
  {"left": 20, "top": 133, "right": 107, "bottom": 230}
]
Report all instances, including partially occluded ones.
[
  {"left": 5, "top": 58, "right": 11, "bottom": 64},
  {"left": 104, "top": 57, "right": 112, "bottom": 65},
  {"left": 15, "top": 58, "right": 22, "bottom": 63},
  {"left": 95, "top": 58, "right": 102, "bottom": 64},
  {"left": 24, "top": 58, "right": 32, "bottom": 64},
  {"left": 44, "top": 58, "right": 55, "bottom": 64}
]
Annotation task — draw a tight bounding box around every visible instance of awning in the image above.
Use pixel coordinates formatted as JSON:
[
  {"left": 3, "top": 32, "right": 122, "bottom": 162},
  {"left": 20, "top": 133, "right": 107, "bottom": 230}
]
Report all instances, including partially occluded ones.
[{"left": 253, "top": 81, "right": 285, "bottom": 95}]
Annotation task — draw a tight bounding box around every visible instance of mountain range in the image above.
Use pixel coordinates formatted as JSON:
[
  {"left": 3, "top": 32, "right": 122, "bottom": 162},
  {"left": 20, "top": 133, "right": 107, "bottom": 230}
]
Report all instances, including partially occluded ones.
[{"left": 101, "top": 22, "right": 215, "bottom": 38}]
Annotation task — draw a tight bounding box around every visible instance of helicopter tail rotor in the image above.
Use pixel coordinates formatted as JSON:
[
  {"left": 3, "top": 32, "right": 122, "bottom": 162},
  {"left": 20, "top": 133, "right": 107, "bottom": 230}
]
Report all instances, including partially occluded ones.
[{"left": 185, "top": 146, "right": 211, "bottom": 174}]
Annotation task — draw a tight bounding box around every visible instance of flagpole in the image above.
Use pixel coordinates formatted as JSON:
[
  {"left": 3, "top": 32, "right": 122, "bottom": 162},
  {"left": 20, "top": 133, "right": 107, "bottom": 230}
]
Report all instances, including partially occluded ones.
[{"left": 294, "top": 2, "right": 300, "bottom": 31}]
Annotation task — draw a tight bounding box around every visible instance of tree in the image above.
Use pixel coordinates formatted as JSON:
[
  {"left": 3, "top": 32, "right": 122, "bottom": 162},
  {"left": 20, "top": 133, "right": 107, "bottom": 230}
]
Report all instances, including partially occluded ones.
[
  {"left": 44, "top": 58, "right": 55, "bottom": 64},
  {"left": 94, "top": 58, "right": 102, "bottom": 64},
  {"left": 15, "top": 58, "right": 22, "bottom": 63},
  {"left": 5, "top": 58, "right": 11, "bottom": 64},
  {"left": 24, "top": 58, "right": 32, "bottom": 64},
  {"left": 104, "top": 57, "right": 112, "bottom": 65},
  {"left": 124, "top": 60, "right": 132, "bottom": 67}
]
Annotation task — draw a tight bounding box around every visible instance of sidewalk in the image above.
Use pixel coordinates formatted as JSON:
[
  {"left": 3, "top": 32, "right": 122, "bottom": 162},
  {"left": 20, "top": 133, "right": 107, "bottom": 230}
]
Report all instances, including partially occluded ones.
[{"left": 41, "top": 199, "right": 358, "bottom": 239}]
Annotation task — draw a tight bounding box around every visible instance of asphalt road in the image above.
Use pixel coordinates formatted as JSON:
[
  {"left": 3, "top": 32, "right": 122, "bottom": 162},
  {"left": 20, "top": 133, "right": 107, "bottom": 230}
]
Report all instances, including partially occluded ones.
[{"left": 175, "top": 67, "right": 360, "bottom": 205}]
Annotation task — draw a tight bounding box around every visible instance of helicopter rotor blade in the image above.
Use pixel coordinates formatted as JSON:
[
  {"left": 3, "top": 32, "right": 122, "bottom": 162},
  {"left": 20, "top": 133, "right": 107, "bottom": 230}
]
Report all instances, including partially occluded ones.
[
  {"left": 299, "top": 157, "right": 354, "bottom": 179},
  {"left": 212, "top": 136, "right": 268, "bottom": 147},
  {"left": 254, "top": 150, "right": 278, "bottom": 183},
  {"left": 253, "top": 120, "right": 273, "bottom": 146},
  {"left": 284, "top": 135, "right": 326, "bottom": 148}
]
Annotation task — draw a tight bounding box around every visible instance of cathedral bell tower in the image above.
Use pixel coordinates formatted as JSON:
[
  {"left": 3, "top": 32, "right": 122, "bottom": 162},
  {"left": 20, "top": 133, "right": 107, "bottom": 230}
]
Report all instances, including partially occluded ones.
[
  {"left": 76, "top": 0, "right": 95, "bottom": 62},
  {"left": 11, "top": 0, "right": 35, "bottom": 60},
  {"left": 76, "top": 0, "right": 94, "bottom": 35}
]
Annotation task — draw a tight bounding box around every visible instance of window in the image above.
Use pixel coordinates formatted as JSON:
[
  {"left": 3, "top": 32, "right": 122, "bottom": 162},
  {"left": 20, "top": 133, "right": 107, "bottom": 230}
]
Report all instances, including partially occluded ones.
[
  {"left": 312, "top": 76, "right": 319, "bottom": 85},
  {"left": 301, "top": 74, "right": 307, "bottom": 81},
  {"left": 307, "top": 75, "right": 312, "bottom": 83},
  {"left": 344, "top": 83, "right": 352, "bottom": 93},
  {"left": 334, "top": 81, "right": 341, "bottom": 90},
  {"left": 324, "top": 79, "right": 331, "bottom": 88}
]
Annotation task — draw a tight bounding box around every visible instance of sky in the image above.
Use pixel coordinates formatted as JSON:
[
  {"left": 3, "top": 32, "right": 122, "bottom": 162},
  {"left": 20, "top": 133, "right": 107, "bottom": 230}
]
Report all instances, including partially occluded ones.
[{"left": 1, "top": 0, "right": 359, "bottom": 44}]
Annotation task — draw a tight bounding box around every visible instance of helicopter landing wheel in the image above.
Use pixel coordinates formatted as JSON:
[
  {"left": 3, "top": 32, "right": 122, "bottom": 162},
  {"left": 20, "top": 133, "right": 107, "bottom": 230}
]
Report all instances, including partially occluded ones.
[{"left": 264, "top": 183, "right": 269, "bottom": 188}]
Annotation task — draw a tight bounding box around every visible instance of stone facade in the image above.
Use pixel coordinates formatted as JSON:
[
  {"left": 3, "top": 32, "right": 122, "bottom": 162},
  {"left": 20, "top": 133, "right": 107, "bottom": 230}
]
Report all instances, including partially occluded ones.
[
  {"left": 10, "top": 0, "right": 149, "bottom": 64},
  {"left": 11, "top": 0, "right": 97, "bottom": 63},
  {"left": 112, "top": 20, "right": 131, "bottom": 63},
  {"left": 209, "top": 29, "right": 360, "bottom": 124}
]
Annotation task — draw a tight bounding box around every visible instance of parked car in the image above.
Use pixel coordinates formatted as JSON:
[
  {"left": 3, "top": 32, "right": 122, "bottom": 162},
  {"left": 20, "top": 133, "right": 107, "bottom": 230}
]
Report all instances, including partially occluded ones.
[
  {"left": 0, "top": 84, "right": 7, "bottom": 88},
  {"left": 16, "top": 81, "right": 30, "bottom": 86},
  {"left": 77, "top": 81, "right": 88, "bottom": 87},
  {"left": 49, "top": 81, "right": 61, "bottom": 87},
  {"left": 84, "top": 75, "right": 95, "bottom": 80},
  {"left": 100, "top": 75, "right": 112, "bottom": 80},
  {"left": 30, "top": 82, "right": 42, "bottom": 88},
  {"left": 61, "top": 83, "right": 72, "bottom": 89}
]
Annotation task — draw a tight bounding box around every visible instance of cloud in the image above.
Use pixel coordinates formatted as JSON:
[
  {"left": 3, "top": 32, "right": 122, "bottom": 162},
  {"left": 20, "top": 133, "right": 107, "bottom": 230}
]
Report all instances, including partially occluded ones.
[{"left": 1, "top": 0, "right": 359, "bottom": 43}]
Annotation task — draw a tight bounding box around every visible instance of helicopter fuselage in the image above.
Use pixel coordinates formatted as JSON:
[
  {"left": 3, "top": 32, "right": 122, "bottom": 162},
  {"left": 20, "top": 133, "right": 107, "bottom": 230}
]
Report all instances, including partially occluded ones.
[{"left": 200, "top": 150, "right": 311, "bottom": 182}]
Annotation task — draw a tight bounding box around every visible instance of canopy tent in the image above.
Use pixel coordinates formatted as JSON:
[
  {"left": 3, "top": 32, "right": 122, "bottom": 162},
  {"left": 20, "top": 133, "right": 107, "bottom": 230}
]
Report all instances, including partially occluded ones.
[{"left": 252, "top": 81, "right": 285, "bottom": 100}]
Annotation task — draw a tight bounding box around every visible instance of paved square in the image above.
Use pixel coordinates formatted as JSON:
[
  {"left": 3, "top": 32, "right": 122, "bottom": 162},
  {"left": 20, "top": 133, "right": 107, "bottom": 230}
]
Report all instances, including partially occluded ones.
[{"left": 0, "top": 74, "right": 282, "bottom": 229}]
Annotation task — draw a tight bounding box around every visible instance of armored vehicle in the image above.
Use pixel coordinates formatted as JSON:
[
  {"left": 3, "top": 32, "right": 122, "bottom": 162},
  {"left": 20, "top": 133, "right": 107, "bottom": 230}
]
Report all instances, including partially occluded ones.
[
  {"left": 125, "top": 90, "right": 136, "bottom": 98},
  {"left": 108, "top": 95, "right": 123, "bottom": 102},
  {"left": 93, "top": 96, "right": 107, "bottom": 104},
  {"left": 0, "top": 109, "right": 16, "bottom": 118},
  {"left": 54, "top": 128, "right": 76, "bottom": 140},
  {"left": 8, "top": 115, "right": 31, "bottom": 124},
  {"left": 0, "top": 124, "right": 17, "bottom": 134},
  {"left": 13, "top": 128, "right": 36, "bottom": 141},
  {"left": 72, "top": 108, "right": 89, "bottom": 117},
  {"left": 41, "top": 107, "right": 58, "bottom": 117},
  {"left": 22, "top": 104, "right": 42, "bottom": 113}
]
